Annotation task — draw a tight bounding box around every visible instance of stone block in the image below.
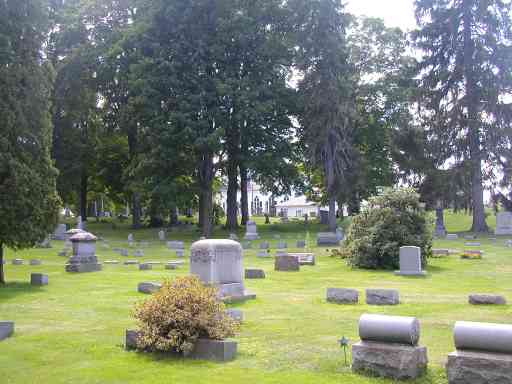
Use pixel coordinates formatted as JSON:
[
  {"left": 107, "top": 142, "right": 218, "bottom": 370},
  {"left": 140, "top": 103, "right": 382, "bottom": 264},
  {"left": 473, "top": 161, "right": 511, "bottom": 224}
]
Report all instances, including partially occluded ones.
[
  {"left": 432, "top": 249, "right": 450, "bottom": 257},
  {"left": 469, "top": 294, "right": 506, "bottom": 305},
  {"left": 29, "top": 259, "right": 42, "bottom": 266},
  {"left": 0, "top": 322, "right": 14, "bottom": 341},
  {"left": 139, "top": 263, "right": 152, "bottom": 271},
  {"left": 190, "top": 339, "right": 237, "bottom": 361},
  {"left": 125, "top": 329, "right": 139, "bottom": 350},
  {"left": 316, "top": 232, "right": 339, "bottom": 246},
  {"left": 446, "top": 350, "right": 512, "bottom": 384},
  {"left": 454, "top": 321, "right": 512, "bottom": 354},
  {"left": 359, "top": 314, "right": 419, "bottom": 346},
  {"left": 65, "top": 262, "right": 102, "bottom": 273},
  {"left": 395, "top": 246, "right": 426, "bottom": 276},
  {"left": 138, "top": 282, "right": 162, "bottom": 294},
  {"left": 326, "top": 288, "right": 358, "bottom": 304},
  {"left": 366, "top": 289, "right": 399, "bottom": 305},
  {"left": 245, "top": 268, "right": 265, "bottom": 279},
  {"left": 30, "top": 273, "right": 48, "bottom": 286},
  {"left": 274, "top": 255, "right": 299, "bottom": 271},
  {"left": 352, "top": 341, "right": 427, "bottom": 380}
]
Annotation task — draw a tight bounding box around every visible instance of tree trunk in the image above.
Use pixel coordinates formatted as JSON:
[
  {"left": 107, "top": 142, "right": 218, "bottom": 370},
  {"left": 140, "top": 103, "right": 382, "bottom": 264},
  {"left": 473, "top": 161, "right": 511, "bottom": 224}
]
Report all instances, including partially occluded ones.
[
  {"left": 463, "top": 4, "right": 488, "bottom": 233},
  {"left": 170, "top": 205, "right": 178, "bottom": 226},
  {"left": 132, "top": 193, "right": 141, "bottom": 229},
  {"left": 325, "top": 145, "right": 337, "bottom": 232},
  {"left": 198, "top": 150, "right": 214, "bottom": 237},
  {"left": 240, "top": 164, "right": 249, "bottom": 225},
  {"left": 0, "top": 243, "right": 4, "bottom": 284},
  {"left": 225, "top": 122, "right": 240, "bottom": 230},
  {"left": 80, "top": 168, "right": 87, "bottom": 221},
  {"left": 328, "top": 196, "right": 336, "bottom": 232}
]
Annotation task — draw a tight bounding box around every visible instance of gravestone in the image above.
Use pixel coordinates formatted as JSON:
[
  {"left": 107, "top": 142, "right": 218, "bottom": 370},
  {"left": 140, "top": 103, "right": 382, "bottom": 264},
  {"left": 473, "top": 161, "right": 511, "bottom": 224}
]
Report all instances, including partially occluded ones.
[
  {"left": 289, "top": 253, "right": 315, "bottom": 266},
  {"left": 296, "top": 240, "right": 306, "bottom": 248},
  {"left": 138, "top": 282, "right": 161, "bottom": 294},
  {"left": 336, "top": 227, "right": 344, "bottom": 241},
  {"left": 505, "top": 239, "right": 512, "bottom": 247},
  {"left": 326, "top": 288, "right": 358, "bottom": 304},
  {"left": 319, "top": 210, "right": 328, "bottom": 225},
  {"left": 133, "top": 249, "right": 144, "bottom": 257},
  {"left": 366, "top": 289, "right": 399, "bottom": 305},
  {"left": 175, "top": 249, "right": 185, "bottom": 258},
  {"left": 257, "top": 250, "right": 269, "bottom": 258},
  {"left": 243, "top": 221, "right": 259, "bottom": 240},
  {"left": 127, "top": 233, "right": 134, "bottom": 244},
  {"left": 31, "top": 273, "right": 48, "bottom": 286},
  {"left": 52, "top": 224, "right": 67, "bottom": 240},
  {"left": 352, "top": 314, "right": 427, "bottom": 380},
  {"left": 139, "top": 263, "right": 152, "bottom": 271},
  {"left": 225, "top": 309, "right": 243, "bottom": 322},
  {"left": 167, "top": 241, "right": 184, "bottom": 250},
  {"left": 317, "top": 232, "right": 339, "bottom": 246},
  {"left": 434, "top": 207, "right": 447, "bottom": 237},
  {"left": 119, "top": 249, "right": 129, "bottom": 257},
  {"left": 259, "top": 242, "right": 269, "bottom": 249},
  {"left": 274, "top": 255, "right": 300, "bottom": 271},
  {"left": 446, "top": 321, "right": 512, "bottom": 383},
  {"left": 0, "top": 322, "right": 14, "bottom": 342},
  {"left": 495, "top": 212, "right": 512, "bottom": 235},
  {"left": 190, "top": 239, "right": 255, "bottom": 302},
  {"left": 446, "top": 234, "right": 459, "bottom": 240},
  {"left": 165, "top": 261, "right": 184, "bottom": 270},
  {"left": 468, "top": 294, "right": 506, "bottom": 305},
  {"left": 65, "top": 231, "right": 102, "bottom": 273},
  {"left": 242, "top": 242, "right": 252, "bottom": 250},
  {"left": 229, "top": 233, "right": 239, "bottom": 241},
  {"left": 276, "top": 251, "right": 288, "bottom": 257},
  {"left": 432, "top": 249, "right": 450, "bottom": 257},
  {"left": 245, "top": 268, "right": 265, "bottom": 279},
  {"left": 395, "top": 246, "right": 426, "bottom": 276},
  {"left": 158, "top": 230, "right": 165, "bottom": 241},
  {"left": 12, "top": 259, "right": 23, "bottom": 265},
  {"left": 124, "top": 260, "right": 139, "bottom": 265},
  {"left": 464, "top": 242, "right": 481, "bottom": 247},
  {"left": 36, "top": 236, "right": 52, "bottom": 248},
  {"left": 276, "top": 242, "right": 287, "bottom": 249},
  {"left": 29, "top": 259, "right": 42, "bottom": 266}
]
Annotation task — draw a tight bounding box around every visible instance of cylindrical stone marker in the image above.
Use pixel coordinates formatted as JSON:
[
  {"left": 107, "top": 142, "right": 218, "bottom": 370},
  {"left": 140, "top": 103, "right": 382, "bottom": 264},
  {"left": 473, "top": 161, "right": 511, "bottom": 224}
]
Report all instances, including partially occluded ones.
[
  {"left": 454, "top": 321, "right": 512, "bottom": 354},
  {"left": 359, "top": 314, "right": 420, "bottom": 346}
]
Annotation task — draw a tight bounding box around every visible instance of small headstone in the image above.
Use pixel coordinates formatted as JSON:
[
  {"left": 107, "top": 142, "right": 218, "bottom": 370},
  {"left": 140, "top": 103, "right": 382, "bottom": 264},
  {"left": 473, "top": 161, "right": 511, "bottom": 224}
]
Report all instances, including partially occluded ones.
[
  {"left": 120, "top": 249, "right": 129, "bottom": 257},
  {"left": 137, "top": 282, "right": 161, "bottom": 294},
  {"left": 464, "top": 234, "right": 477, "bottom": 240},
  {"left": 158, "top": 230, "right": 165, "bottom": 241},
  {"left": 133, "top": 249, "right": 144, "bottom": 257},
  {"left": 243, "top": 221, "right": 259, "bottom": 240},
  {"left": 259, "top": 242, "right": 269, "bottom": 249},
  {"left": 291, "top": 253, "right": 315, "bottom": 266},
  {"left": 29, "top": 259, "right": 42, "bottom": 266},
  {"left": 167, "top": 241, "right": 184, "bottom": 250},
  {"left": 139, "top": 263, "right": 152, "bottom": 271},
  {"left": 257, "top": 250, "right": 269, "bottom": 258},
  {"left": 0, "top": 322, "right": 14, "bottom": 342},
  {"left": 506, "top": 239, "right": 512, "bottom": 247},
  {"left": 446, "top": 234, "right": 459, "bottom": 240},
  {"left": 469, "top": 294, "right": 507, "bottom": 305},
  {"left": 326, "top": 288, "right": 358, "bottom": 304},
  {"left": 225, "top": 309, "right": 243, "bottom": 322},
  {"left": 245, "top": 268, "right": 265, "bottom": 279},
  {"left": 464, "top": 242, "right": 481, "bottom": 247},
  {"left": 274, "top": 255, "right": 300, "bottom": 271},
  {"left": 175, "top": 249, "right": 185, "bottom": 258},
  {"left": 128, "top": 233, "right": 134, "bottom": 243},
  {"left": 366, "top": 289, "right": 400, "bottom": 305},
  {"left": 395, "top": 246, "right": 426, "bottom": 276},
  {"left": 165, "top": 261, "right": 184, "bottom": 270},
  {"left": 495, "top": 212, "right": 512, "bottom": 235},
  {"left": 296, "top": 240, "right": 306, "bottom": 248},
  {"left": 316, "top": 232, "right": 339, "bottom": 246},
  {"left": 125, "top": 329, "right": 139, "bottom": 350},
  {"left": 30, "top": 273, "right": 48, "bottom": 286},
  {"left": 336, "top": 227, "right": 344, "bottom": 241},
  {"left": 36, "top": 236, "right": 52, "bottom": 248},
  {"left": 276, "top": 242, "right": 287, "bottom": 249},
  {"left": 12, "top": 259, "right": 23, "bottom": 265}
]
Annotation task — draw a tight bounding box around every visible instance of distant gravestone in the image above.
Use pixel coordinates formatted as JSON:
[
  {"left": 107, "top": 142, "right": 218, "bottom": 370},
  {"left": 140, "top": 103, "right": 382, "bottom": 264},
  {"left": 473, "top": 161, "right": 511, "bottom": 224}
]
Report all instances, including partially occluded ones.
[
  {"left": 469, "top": 294, "right": 507, "bottom": 305},
  {"left": 128, "top": 233, "right": 134, "bottom": 243},
  {"left": 464, "top": 242, "right": 481, "bottom": 247},
  {"left": 243, "top": 221, "right": 259, "bottom": 240},
  {"left": 446, "top": 234, "right": 459, "bottom": 240},
  {"left": 29, "top": 259, "right": 42, "bottom": 266},
  {"left": 53, "top": 224, "right": 67, "bottom": 240},
  {"left": 319, "top": 210, "right": 328, "bottom": 225},
  {"left": 495, "top": 212, "right": 512, "bottom": 235},
  {"left": 432, "top": 249, "right": 450, "bottom": 257},
  {"left": 120, "top": 249, "right": 129, "bottom": 257},
  {"left": 276, "top": 242, "right": 287, "bottom": 249},
  {"left": 76, "top": 216, "right": 84, "bottom": 230},
  {"left": 139, "top": 263, "right": 152, "bottom": 271},
  {"left": 124, "top": 260, "right": 139, "bottom": 265},
  {"left": 138, "top": 282, "right": 161, "bottom": 294},
  {"left": 242, "top": 241, "right": 252, "bottom": 250},
  {"left": 395, "top": 246, "right": 426, "bottom": 276},
  {"left": 225, "top": 309, "right": 243, "bottom": 322},
  {"left": 229, "top": 233, "right": 239, "bottom": 241},
  {"left": 274, "top": 255, "right": 299, "bottom": 271},
  {"left": 506, "top": 239, "right": 512, "bottom": 247},
  {"left": 158, "top": 230, "right": 165, "bottom": 241},
  {"left": 133, "top": 249, "right": 144, "bottom": 257},
  {"left": 434, "top": 207, "right": 447, "bottom": 237},
  {"left": 259, "top": 242, "right": 269, "bottom": 249},
  {"left": 36, "top": 236, "right": 52, "bottom": 249},
  {"left": 12, "top": 259, "right": 23, "bottom": 265},
  {"left": 65, "top": 231, "right": 102, "bottom": 273},
  {"left": 175, "top": 249, "right": 185, "bottom": 258},
  {"left": 0, "top": 322, "right": 14, "bottom": 342},
  {"left": 245, "top": 268, "right": 265, "bottom": 279},
  {"left": 366, "top": 289, "right": 399, "bottom": 305},
  {"left": 317, "top": 232, "right": 339, "bottom": 246},
  {"left": 31, "top": 273, "right": 48, "bottom": 286},
  {"left": 326, "top": 288, "right": 358, "bottom": 304},
  {"left": 296, "top": 240, "right": 306, "bottom": 248},
  {"left": 291, "top": 253, "right": 315, "bottom": 266},
  {"left": 190, "top": 239, "right": 255, "bottom": 301},
  {"left": 257, "top": 250, "right": 269, "bottom": 258},
  {"left": 167, "top": 241, "right": 184, "bottom": 250},
  {"left": 336, "top": 227, "right": 344, "bottom": 241}
]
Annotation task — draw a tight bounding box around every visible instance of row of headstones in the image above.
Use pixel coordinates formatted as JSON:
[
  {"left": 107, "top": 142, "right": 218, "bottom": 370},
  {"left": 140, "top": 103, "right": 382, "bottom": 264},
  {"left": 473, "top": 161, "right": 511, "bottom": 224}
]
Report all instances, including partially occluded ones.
[
  {"left": 351, "top": 313, "right": 512, "bottom": 383},
  {"left": 3, "top": 259, "right": 43, "bottom": 266}
]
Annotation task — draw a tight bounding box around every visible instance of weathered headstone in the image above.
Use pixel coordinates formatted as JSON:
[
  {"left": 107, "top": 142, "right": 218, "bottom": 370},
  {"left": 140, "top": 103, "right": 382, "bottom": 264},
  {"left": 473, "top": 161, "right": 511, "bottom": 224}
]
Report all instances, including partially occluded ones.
[
  {"left": 319, "top": 210, "right": 328, "bottom": 225},
  {"left": 446, "top": 321, "right": 512, "bottom": 383},
  {"left": 432, "top": 249, "right": 450, "bottom": 257},
  {"left": 464, "top": 242, "right": 481, "bottom": 247},
  {"left": 336, "top": 227, "right": 344, "bottom": 241},
  {"left": 165, "top": 261, "right": 184, "bottom": 270},
  {"left": 257, "top": 250, "right": 269, "bottom": 258},
  {"left": 124, "top": 260, "right": 139, "bottom": 265},
  {"left": 366, "top": 289, "right": 399, "bottom": 305},
  {"left": 274, "top": 255, "right": 299, "bottom": 271},
  {"left": 243, "top": 221, "right": 259, "bottom": 240},
  {"left": 229, "top": 233, "right": 239, "bottom": 241},
  {"left": 119, "top": 249, "right": 129, "bottom": 257},
  {"left": 468, "top": 294, "right": 506, "bottom": 305},
  {"left": 158, "top": 230, "right": 165, "bottom": 241},
  {"left": 65, "top": 231, "right": 102, "bottom": 273},
  {"left": 395, "top": 246, "right": 426, "bottom": 276},
  {"left": 137, "top": 281, "right": 161, "bottom": 294},
  {"left": 317, "top": 232, "right": 339, "bottom": 246},
  {"left": 0, "top": 322, "right": 14, "bottom": 342},
  {"left": 245, "top": 268, "right": 265, "bottom": 279},
  {"left": 30, "top": 273, "right": 48, "bottom": 286},
  {"left": 326, "top": 288, "right": 358, "bottom": 304},
  {"left": 505, "top": 239, "right": 512, "bottom": 247},
  {"left": 36, "top": 236, "right": 52, "bottom": 248},
  {"left": 127, "top": 233, "right": 134, "bottom": 244},
  {"left": 352, "top": 314, "right": 427, "bottom": 380},
  {"left": 495, "top": 212, "right": 512, "bottom": 235},
  {"left": 175, "top": 249, "right": 185, "bottom": 258},
  {"left": 190, "top": 239, "right": 255, "bottom": 302}
]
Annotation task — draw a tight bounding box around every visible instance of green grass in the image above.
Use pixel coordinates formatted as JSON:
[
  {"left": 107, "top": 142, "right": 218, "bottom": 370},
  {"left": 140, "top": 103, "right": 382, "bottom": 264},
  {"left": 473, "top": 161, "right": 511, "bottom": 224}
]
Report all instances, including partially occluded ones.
[{"left": 0, "top": 212, "right": 510, "bottom": 384}]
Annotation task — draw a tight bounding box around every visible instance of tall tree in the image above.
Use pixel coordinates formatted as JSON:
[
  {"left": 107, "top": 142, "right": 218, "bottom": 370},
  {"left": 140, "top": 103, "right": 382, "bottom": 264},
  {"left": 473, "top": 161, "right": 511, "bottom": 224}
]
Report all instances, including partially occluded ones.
[
  {"left": 413, "top": 0, "right": 512, "bottom": 232},
  {"left": 0, "top": 0, "right": 60, "bottom": 284},
  {"left": 293, "top": 0, "right": 357, "bottom": 231}
]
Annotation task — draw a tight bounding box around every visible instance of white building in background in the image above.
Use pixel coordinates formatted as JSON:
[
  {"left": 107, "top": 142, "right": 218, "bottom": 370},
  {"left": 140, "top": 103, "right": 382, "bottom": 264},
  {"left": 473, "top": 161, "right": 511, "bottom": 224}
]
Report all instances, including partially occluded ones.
[{"left": 275, "top": 196, "right": 320, "bottom": 218}]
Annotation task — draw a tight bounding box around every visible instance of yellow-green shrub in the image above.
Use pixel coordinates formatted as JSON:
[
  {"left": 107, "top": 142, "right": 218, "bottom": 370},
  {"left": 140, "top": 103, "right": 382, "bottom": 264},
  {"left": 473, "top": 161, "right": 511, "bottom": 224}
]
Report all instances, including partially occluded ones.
[{"left": 134, "top": 276, "right": 237, "bottom": 354}]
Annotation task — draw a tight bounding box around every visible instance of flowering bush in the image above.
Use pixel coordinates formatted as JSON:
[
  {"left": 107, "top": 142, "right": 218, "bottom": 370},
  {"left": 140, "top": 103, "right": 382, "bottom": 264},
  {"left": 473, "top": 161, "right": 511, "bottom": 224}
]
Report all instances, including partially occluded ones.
[{"left": 134, "top": 276, "right": 237, "bottom": 354}]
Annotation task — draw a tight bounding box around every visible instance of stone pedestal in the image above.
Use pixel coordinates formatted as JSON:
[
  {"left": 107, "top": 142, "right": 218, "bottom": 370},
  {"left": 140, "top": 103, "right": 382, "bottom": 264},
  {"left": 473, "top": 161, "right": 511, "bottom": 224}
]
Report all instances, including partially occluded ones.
[
  {"left": 65, "top": 231, "right": 101, "bottom": 273},
  {"left": 243, "top": 221, "right": 259, "bottom": 240},
  {"left": 446, "top": 350, "right": 512, "bottom": 384},
  {"left": 352, "top": 341, "right": 427, "bottom": 380},
  {"left": 190, "top": 239, "right": 255, "bottom": 302}
]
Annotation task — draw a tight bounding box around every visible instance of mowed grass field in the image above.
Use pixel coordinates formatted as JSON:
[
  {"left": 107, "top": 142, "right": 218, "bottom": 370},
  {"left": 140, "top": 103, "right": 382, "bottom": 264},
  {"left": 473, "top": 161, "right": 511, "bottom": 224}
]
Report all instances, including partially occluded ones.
[{"left": 1, "top": 212, "right": 510, "bottom": 384}]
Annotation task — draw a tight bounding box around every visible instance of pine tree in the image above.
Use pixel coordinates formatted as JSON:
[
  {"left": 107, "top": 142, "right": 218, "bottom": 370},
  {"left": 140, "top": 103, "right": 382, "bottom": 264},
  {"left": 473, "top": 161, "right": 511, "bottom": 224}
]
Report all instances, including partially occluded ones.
[
  {"left": 0, "top": 0, "right": 60, "bottom": 283},
  {"left": 413, "top": 0, "right": 512, "bottom": 232}
]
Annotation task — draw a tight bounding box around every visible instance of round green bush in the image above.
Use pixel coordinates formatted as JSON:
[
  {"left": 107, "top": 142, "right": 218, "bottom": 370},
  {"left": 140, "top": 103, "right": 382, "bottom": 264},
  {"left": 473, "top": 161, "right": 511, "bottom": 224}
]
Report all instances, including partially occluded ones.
[{"left": 343, "top": 188, "right": 432, "bottom": 269}]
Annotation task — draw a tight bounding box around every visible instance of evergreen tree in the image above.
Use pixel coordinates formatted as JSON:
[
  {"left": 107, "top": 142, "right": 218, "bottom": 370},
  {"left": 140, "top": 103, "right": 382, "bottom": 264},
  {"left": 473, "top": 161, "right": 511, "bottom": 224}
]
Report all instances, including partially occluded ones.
[
  {"left": 413, "top": 0, "right": 512, "bottom": 232},
  {"left": 0, "top": 0, "right": 60, "bottom": 284}
]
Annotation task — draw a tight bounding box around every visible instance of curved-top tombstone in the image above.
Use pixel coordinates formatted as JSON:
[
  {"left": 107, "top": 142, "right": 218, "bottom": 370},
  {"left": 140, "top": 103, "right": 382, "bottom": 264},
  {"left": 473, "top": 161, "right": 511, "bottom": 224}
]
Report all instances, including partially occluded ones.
[
  {"left": 359, "top": 314, "right": 420, "bottom": 346},
  {"left": 190, "top": 239, "right": 254, "bottom": 301},
  {"left": 454, "top": 321, "right": 512, "bottom": 354}
]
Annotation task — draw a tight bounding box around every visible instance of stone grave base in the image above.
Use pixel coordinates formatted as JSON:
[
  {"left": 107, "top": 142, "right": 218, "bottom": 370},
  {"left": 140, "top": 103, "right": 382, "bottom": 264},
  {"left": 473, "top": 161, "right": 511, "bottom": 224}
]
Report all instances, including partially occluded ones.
[
  {"left": 394, "top": 270, "right": 427, "bottom": 276},
  {"left": 352, "top": 341, "right": 427, "bottom": 380},
  {"left": 125, "top": 330, "right": 237, "bottom": 362},
  {"left": 446, "top": 350, "right": 512, "bottom": 384},
  {"left": 0, "top": 322, "right": 14, "bottom": 341},
  {"left": 65, "top": 263, "right": 102, "bottom": 273}
]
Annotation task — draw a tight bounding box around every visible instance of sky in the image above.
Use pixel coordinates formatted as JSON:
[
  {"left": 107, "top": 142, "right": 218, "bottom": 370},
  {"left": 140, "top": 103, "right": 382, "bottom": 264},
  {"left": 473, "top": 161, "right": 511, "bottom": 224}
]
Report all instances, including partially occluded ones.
[{"left": 346, "top": 0, "right": 417, "bottom": 32}]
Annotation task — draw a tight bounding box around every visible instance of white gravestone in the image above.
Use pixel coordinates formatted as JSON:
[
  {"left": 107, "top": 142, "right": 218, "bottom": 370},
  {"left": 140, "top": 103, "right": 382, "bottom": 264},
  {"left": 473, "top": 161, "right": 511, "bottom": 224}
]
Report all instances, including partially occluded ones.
[
  {"left": 495, "top": 212, "right": 512, "bottom": 235},
  {"left": 158, "top": 230, "right": 165, "bottom": 241},
  {"left": 127, "top": 233, "right": 134, "bottom": 246},
  {"left": 190, "top": 239, "right": 255, "bottom": 301},
  {"left": 395, "top": 246, "right": 426, "bottom": 276},
  {"left": 243, "top": 221, "right": 259, "bottom": 240}
]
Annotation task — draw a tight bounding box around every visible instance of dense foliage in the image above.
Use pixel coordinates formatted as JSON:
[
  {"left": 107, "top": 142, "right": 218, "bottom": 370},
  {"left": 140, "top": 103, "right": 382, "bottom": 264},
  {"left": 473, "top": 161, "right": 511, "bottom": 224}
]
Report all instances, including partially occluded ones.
[
  {"left": 343, "top": 188, "right": 432, "bottom": 270},
  {"left": 134, "top": 276, "right": 237, "bottom": 354}
]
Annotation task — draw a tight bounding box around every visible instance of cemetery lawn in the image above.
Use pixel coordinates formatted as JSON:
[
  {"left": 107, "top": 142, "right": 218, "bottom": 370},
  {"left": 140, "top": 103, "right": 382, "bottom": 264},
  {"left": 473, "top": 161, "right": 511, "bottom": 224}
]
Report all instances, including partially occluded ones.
[{"left": 1, "top": 213, "right": 510, "bottom": 384}]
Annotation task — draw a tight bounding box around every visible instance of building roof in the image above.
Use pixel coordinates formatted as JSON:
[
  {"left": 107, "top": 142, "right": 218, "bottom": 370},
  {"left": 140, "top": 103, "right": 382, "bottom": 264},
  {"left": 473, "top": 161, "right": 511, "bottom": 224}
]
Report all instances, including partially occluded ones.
[{"left": 275, "top": 196, "right": 318, "bottom": 208}]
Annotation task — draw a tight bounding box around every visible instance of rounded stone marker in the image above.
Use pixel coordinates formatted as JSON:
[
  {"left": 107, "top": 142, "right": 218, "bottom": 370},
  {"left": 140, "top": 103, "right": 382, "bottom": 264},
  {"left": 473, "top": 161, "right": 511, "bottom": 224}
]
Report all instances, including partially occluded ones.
[
  {"left": 454, "top": 321, "right": 512, "bottom": 354},
  {"left": 359, "top": 314, "right": 420, "bottom": 346},
  {"left": 468, "top": 294, "right": 506, "bottom": 305}
]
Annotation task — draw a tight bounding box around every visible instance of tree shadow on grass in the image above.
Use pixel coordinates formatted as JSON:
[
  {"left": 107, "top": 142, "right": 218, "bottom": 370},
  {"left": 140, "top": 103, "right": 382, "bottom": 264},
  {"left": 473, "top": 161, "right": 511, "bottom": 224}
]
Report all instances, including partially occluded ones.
[{"left": 0, "top": 282, "right": 43, "bottom": 302}]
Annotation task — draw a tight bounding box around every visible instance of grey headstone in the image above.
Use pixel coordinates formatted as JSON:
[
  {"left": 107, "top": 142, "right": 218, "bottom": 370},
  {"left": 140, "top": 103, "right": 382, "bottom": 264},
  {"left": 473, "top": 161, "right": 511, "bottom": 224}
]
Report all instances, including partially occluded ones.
[
  {"left": 274, "top": 255, "right": 299, "bottom": 271},
  {"left": 167, "top": 241, "right": 184, "bottom": 250},
  {"left": 454, "top": 321, "right": 512, "bottom": 354},
  {"left": 175, "top": 249, "right": 185, "bottom": 258},
  {"left": 495, "top": 212, "right": 512, "bottom": 235},
  {"left": 316, "top": 232, "right": 339, "bottom": 246},
  {"left": 229, "top": 233, "right": 239, "bottom": 241},
  {"left": 158, "top": 230, "right": 165, "bottom": 241},
  {"left": 137, "top": 282, "right": 162, "bottom": 294},
  {"left": 290, "top": 253, "right": 315, "bottom": 266},
  {"left": 245, "top": 268, "right": 265, "bottom": 279},
  {"left": 469, "top": 294, "right": 506, "bottom": 305},
  {"left": 446, "top": 350, "right": 512, "bottom": 384},
  {"left": 125, "top": 329, "right": 139, "bottom": 350},
  {"left": 189, "top": 338, "right": 237, "bottom": 362},
  {"left": 0, "top": 322, "right": 14, "bottom": 341},
  {"left": 30, "top": 273, "right": 48, "bottom": 286},
  {"left": 120, "top": 249, "right": 129, "bottom": 257},
  {"left": 446, "top": 234, "right": 459, "bottom": 240},
  {"left": 464, "top": 242, "right": 481, "bottom": 247},
  {"left": 139, "top": 263, "right": 152, "bottom": 271},
  {"left": 326, "top": 288, "right": 358, "bottom": 304},
  {"left": 12, "top": 259, "right": 23, "bottom": 265},
  {"left": 395, "top": 246, "right": 426, "bottom": 276},
  {"left": 432, "top": 249, "right": 449, "bottom": 257},
  {"left": 464, "top": 234, "right": 477, "bottom": 240},
  {"left": 366, "top": 289, "right": 399, "bottom": 305},
  {"left": 242, "top": 241, "right": 252, "bottom": 250},
  {"left": 276, "top": 242, "right": 287, "bottom": 249},
  {"left": 124, "top": 260, "right": 139, "bottom": 265},
  {"left": 133, "top": 249, "right": 144, "bottom": 257},
  {"left": 296, "top": 240, "right": 306, "bottom": 248},
  {"left": 243, "top": 221, "right": 259, "bottom": 240},
  {"left": 29, "top": 259, "right": 42, "bottom": 266},
  {"left": 257, "top": 250, "right": 269, "bottom": 258},
  {"left": 259, "top": 242, "right": 269, "bottom": 249}
]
